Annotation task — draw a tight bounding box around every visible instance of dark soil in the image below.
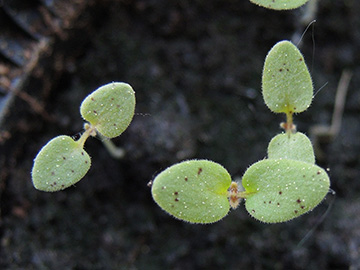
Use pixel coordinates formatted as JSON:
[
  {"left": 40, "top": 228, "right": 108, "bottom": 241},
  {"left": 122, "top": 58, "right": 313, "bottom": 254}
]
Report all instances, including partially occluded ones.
[{"left": 1, "top": 0, "right": 360, "bottom": 269}]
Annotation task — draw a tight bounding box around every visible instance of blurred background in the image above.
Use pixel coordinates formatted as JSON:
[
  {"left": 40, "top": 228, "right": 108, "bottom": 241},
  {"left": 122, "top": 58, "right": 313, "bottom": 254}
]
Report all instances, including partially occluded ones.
[{"left": 1, "top": 0, "right": 359, "bottom": 269}]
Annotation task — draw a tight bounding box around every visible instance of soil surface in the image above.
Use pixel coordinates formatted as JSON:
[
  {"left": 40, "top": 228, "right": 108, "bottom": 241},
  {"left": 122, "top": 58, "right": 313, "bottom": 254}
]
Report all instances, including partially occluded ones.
[{"left": 1, "top": 0, "right": 360, "bottom": 269}]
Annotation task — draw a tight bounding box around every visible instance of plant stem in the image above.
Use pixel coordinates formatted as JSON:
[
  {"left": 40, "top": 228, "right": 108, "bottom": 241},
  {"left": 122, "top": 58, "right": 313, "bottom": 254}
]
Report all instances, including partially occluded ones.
[
  {"left": 329, "top": 69, "right": 352, "bottom": 136},
  {"left": 77, "top": 123, "right": 96, "bottom": 148},
  {"left": 280, "top": 111, "right": 296, "bottom": 134},
  {"left": 286, "top": 111, "right": 294, "bottom": 133},
  {"left": 98, "top": 133, "right": 125, "bottom": 159}
]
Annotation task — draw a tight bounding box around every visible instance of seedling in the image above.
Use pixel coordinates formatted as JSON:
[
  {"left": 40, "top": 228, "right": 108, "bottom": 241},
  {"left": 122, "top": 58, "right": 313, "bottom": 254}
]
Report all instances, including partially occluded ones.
[
  {"left": 151, "top": 160, "right": 232, "bottom": 224},
  {"left": 250, "top": 0, "right": 310, "bottom": 10},
  {"left": 151, "top": 40, "right": 330, "bottom": 224},
  {"left": 267, "top": 132, "right": 315, "bottom": 163},
  {"left": 32, "top": 82, "right": 135, "bottom": 192}
]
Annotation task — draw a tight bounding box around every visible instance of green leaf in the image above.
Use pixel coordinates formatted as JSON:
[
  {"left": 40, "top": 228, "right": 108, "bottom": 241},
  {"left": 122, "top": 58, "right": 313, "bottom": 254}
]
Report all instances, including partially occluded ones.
[
  {"left": 262, "top": 40, "right": 313, "bottom": 114},
  {"left": 242, "top": 159, "right": 330, "bottom": 223},
  {"left": 250, "top": 0, "right": 310, "bottom": 10},
  {"left": 32, "top": 135, "right": 91, "bottom": 192},
  {"left": 268, "top": 132, "right": 315, "bottom": 164},
  {"left": 151, "top": 160, "right": 232, "bottom": 224},
  {"left": 80, "top": 82, "right": 136, "bottom": 138}
]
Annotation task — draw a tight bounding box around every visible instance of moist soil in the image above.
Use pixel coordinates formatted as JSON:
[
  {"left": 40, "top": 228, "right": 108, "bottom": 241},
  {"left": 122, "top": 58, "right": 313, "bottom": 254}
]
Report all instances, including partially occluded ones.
[{"left": 1, "top": 0, "right": 360, "bottom": 269}]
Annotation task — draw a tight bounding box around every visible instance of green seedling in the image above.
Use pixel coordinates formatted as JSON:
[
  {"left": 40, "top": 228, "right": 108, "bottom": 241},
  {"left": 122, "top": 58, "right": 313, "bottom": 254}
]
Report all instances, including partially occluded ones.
[
  {"left": 151, "top": 160, "right": 232, "bottom": 224},
  {"left": 151, "top": 40, "right": 330, "bottom": 224},
  {"left": 80, "top": 83, "right": 135, "bottom": 138},
  {"left": 32, "top": 82, "right": 135, "bottom": 192},
  {"left": 250, "top": 0, "right": 310, "bottom": 10},
  {"left": 262, "top": 40, "right": 313, "bottom": 132},
  {"left": 242, "top": 159, "right": 329, "bottom": 223},
  {"left": 268, "top": 132, "right": 315, "bottom": 164},
  {"left": 31, "top": 135, "right": 91, "bottom": 192}
]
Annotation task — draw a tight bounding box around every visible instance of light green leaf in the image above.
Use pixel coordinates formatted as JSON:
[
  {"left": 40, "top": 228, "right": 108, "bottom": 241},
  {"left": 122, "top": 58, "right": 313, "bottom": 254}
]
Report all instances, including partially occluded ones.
[
  {"left": 32, "top": 135, "right": 91, "bottom": 192},
  {"left": 262, "top": 40, "right": 313, "bottom": 114},
  {"left": 268, "top": 132, "right": 315, "bottom": 163},
  {"left": 151, "top": 160, "right": 232, "bottom": 224},
  {"left": 250, "top": 0, "right": 310, "bottom": 10},
  {"left": 80, "top": 82, "right": 136, "bottom": 138},
  {"left": 242, "top": 159, "right": 330, "bottom": 223}
]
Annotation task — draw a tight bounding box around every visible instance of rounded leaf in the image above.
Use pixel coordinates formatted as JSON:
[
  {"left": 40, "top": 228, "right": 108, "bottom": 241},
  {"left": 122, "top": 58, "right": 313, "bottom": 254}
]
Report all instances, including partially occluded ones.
[
  {"left": 242, "top": 159, "right": 330, "bottom": 223},
  {"left": 80, "top": 82, "right": 135, "bottom": 138},
  {"left": 151, "top": 160, "right": 232, "bottom": 224},
  {"left": 250, "top": 0, "right": 310, "bottom": 10},
  {"left": 262, "top": 40, "right": 313, "bottom": 114},
  {"left": 268, "top": 132, "right": 315, "bottom": 164},
  {"left": 32, "top": 135, "right": 91, "bottom": 192}
]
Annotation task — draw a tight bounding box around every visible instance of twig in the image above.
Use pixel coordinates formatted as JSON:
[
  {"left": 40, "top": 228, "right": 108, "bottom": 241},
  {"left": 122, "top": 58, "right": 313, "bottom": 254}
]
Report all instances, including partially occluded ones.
[{"left": 310, "top": 69, "right": 352, "bottom": 160}]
